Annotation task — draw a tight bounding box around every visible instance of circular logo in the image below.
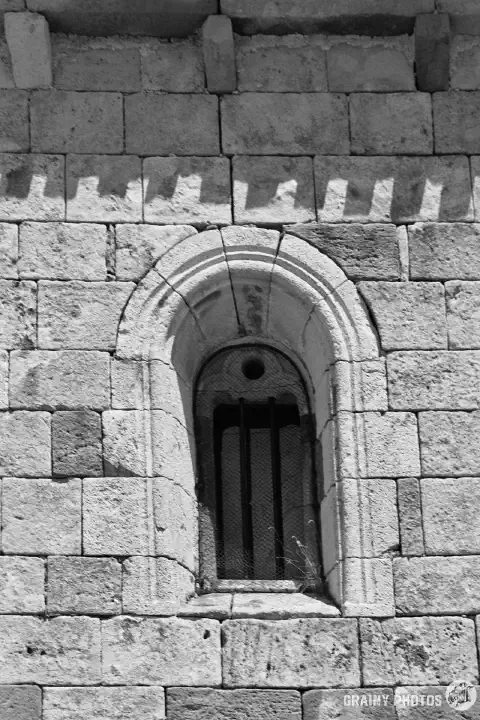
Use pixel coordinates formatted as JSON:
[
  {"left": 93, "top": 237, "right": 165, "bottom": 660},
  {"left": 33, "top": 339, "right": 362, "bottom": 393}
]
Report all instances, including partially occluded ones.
[{"left": 445, "top": 681, "right": 477, "bottom": 711}]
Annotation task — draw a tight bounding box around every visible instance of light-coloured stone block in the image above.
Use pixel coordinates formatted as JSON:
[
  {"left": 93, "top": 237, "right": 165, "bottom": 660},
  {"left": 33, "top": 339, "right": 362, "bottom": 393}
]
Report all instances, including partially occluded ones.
[
  {"left": 446, "top": 280, "right": 480, "bottom": 348},
  {"left": 141, "top": 38, "right": 204, "bottom": 92},
  {"left": 434, "top": 92, "right": 480, "bottom": 154},
  {"left": 47, "top": 557, "right": 121, "bottom": 615},
  {"left": 116, "top": 225, "right": 196, "bottom": 281},
  {"left": 152, "top": 478, "right": 197, "bottom": 571},
  {"left": 168, "top": 689, "right": 302, "bottom": 720},
  {"left": 303, "top": 689, "right": 395, "bottom": 720},
  {"left": 419, "top": 411, "right": 480, "bottom": 476},
  {"left": 0, "top": 279, "right": 36, "bottom": 349},
  {"left": 2, "top": 477, "right": 80, "bottom": 554},
  {"left": 0, "top": 154, "right": 65, "bottom": 221},
  {"left": 52, "top": 410, "right": 102, "bottom": 477},
  {"left": 333, "top": 360, "right": 388, "bottom": 412},
  {"left": 0, "top": 411, "right": 51, "bottom": 476},
  {"left": 409, "top": 223, "right": 480, "bottom": 279},
  {"left": 0, "top": 223, "right": 18, "bottom": 278},
  {"left": 230, "top": 593, "right": 340, "bottom": 619},
  {"left": 0, "top": 349, "right": 7, "bottom": 408},
  {"left": 44, "top": 687, "right": 165, "bottom": 720},
  {"left": 395, "top": 685, "right": 479, "bottom": 719},
  {"left": 0, "top": 686, "right": 41, "bottom": 720},
  {"left": 342, "top": 558, "right": 395, "bottom": 617},
  {"left": 397, "top": 478, "right": 424, "bottom": 555},
  {"left": 202, "top": 15, "right": 236, "bottom": 93},
  {"left": 5, "top": 11, "right": 52, "bottom": 88},
  {"left": 123, "top": 556, "right": 194, "bottom": 615},
  {"left": 451, "top": 36, "right": 480, "bottom": 89},
  {"left": 0, "top": 556, "right": 44, "bottom": 612},
  {"left": 0, "top": 90, "right": 28, "bottom": 151},
  {"left": 421, "top": 477, "right": 480, "bottom": 554},
  {"left": 361, "top": 412, "right": 420, "bottom": 478}
]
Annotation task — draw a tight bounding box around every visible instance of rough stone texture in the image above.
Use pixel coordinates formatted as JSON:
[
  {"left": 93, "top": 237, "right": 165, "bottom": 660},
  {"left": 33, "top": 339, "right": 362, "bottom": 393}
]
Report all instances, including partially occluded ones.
[
  {"left": 168, "top": 689, "right": 302, "bottom": 719},
  {"left": 0, "top": 223, "right": 18, "bottom": 278},
  {"left": 360, "top": 617, "right": 478, "bottom": 685},
  {"left": 409, "top": 223, "right": 480, "bottom": 279},
  {"left": 47, "top": 557, "right": 121, "bottom": 615},
  {"left": 115, "top": 225, "right": 196, "bottom": 281},
  {"left": 152, "top": 479, "right": 196, "bottom": 571},
  {"left": 30, "top": 90, "right": 123, "bottom": 154},
  {"left": 66, "top": 155, "right": 142, "bottom": 223},
  {"left": 236, "top": 35, "right": 327, "bottom": 92},
  {"left": 0, "top": 556, "right": 44, "bottom": 612},
  {"left": 434, "top": 92, "right": 480, "bottom": 154},
  {"left": 328, "top": 37, "right": 414, "bottom": 92},
  {"left": 350, "top": 93, "right": 433, "bottom": 155},
  {"left": 5, "top": 11, "right": 52, "bottom": 88},
  {"left": 0, "top": 686, "right": 41, "bottom": 720},
  {"left": 10, "top": 350, "right": 110, "bottom": 409},
  {"left": 19, "top": 222, "right": 107, "bottom": 280},
  {"left": 0, "top": 90, "right": 29, "bottom": 151},
  {"left": 0, "top": 615, "right": 101, "bottom": 684},
  {"left": 315, "top": 156, "right": 473, "bottom": 223},
  {"left": 359, "top": 282, "right": 447, "bottom": 350},
  {"left": 394, "top": 686, "right": 480, "bottom": 719},
  {"left": 202, "top": 15, "right": 236, "bottom": 93},
  {"left": 288, "top": 224, "right": 400, "bottom": 281},
  {"left": 0, "top": 349, "right": 7, "bottom": 408},
  {"left": 446, "top": 281, "right": 480, "bottom": 348},
  {"left": 421, "top": 477, "right": 480, "bottom": 554},
  {"left": 44, "top": 687, "right": 165, "bottom": 720},
  {"left": 2, "top": 477, "right": 81, "bottom": 554},
  {"left": 341, "top": 557, "right": 395, "bottom": 617},
  {"left": 394, "top": 556, "right": 480, "bottom": 615},
  {"left": 415, "top": 14, "right": 450, "bottom": 92},
  {"left": 397, "top": 478, "right": 424, "bottom": 555},
  {"left": 303, "top": 689, "right": 395, "bottom": 720},
  {"left": 222, "top": 93, "right": 349, "bottom": 155},
  {"left": 230, "top": 594, "right": 340, "bottom": 619},
  {"left": 0, "top": 411, "right": 51, "bottom": 476},
  {"left": 52, "top": 410, "right": 103, "bottom": 476},
  {"left": 143, "top": 157, "right": 232, "bottom": 224},
  {"left": 471, "top": 157, "right": 480, "bottom": 222},
  {"left": 362, "top": 412, "right": 421, "bottom": 478},
  {"left": 0, "top": 38, "right": 15, "bottom": 89},
  {"left": 0, "top": 280, "right": 36, "bottom": 349},
  {"left": 122, "top": 556, "right": 194, "bottom": 614},
  {"left": 38, "top": 280, "right": 134, "bottom": 350},
  {"left": 0, "top": 154, "right": 65, "bottom": 221},
  {"left": 451, "top": 36, "right": 480, "bottom": 89},
  {"left": 141, "top": 38, "right": 204, "bottom": 92},
  {"left": 102, "top": 616, "right": 221, "bottom": 685},
  {"left": 125, "top": 94, "right": 219, "bottom": 155},
  {"left": 419, "top": 411, "right": 480, "bottom": 477},
  {"left": 222, "top": 619, "right": 360, "bottom": 687},
  {"left": 333, "top": 359, "right": 388, "bottom": 413}
]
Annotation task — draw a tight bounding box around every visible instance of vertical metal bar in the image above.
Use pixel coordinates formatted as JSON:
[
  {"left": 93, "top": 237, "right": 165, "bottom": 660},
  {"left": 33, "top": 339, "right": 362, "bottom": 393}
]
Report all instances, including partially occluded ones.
[
  {"left": 213, "top": 409, "right": 225, "bottom": 578},
  {"left": 269, "top": 397, "right": 285, "bottom": 579},
  {"left": 239, "top": 398, "right": 254, "bottom": 578}
]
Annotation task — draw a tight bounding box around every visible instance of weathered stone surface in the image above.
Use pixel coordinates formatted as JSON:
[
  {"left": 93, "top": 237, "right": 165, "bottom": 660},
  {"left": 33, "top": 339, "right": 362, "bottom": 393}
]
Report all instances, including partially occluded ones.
[
  {"left": 341, "top": 558, "right": 395, "bottom": 617},
  {"left": 125, "top": 94, "right": 219, "bottom": 155},
  {"left": 102, "top": 616, "right": 221, "bottom": 685},
  {"left": 288, "top": 224, "right": 400, "bottom": 280},
  {"left": 0, "top": 154, "right": 65, "bottom": 221},
  {"left": 10, "top": 350, "right": 110, "bottom": 409},
  {"left": 222, "top": 93, "right": 349, "bottom": 155},
  {"left": 233, "top": 156, "right": 315, "bottom": 224},
  {"left": 395, "top": 685, "right": 480, "bottom": 719},
  {"left": 350, "top": 93, "right": 433, "bottom": 155},
  {"left": 0, "top": 411, "right": 51, "bottom": 476},
  {"left": 409, "top": 223, "right": 480, "bottom": 279},
  {"left": 361, "top": 412, "right": 421, "bottom": 478},
  {"left": 143, "top": 157, "right": 231, "bottom": 224},
  {"left": 168, "top": 689, "right": 302, "bottom": 720},
  {"left": 179, "top": 593, "right": 232, "bottom": 620},
  {"left": 0, "top": 38, "right": 15, "bottom": 89},
  {"left": 222, "top": 619, "right": 360, "bottom": 687},
  {"left": 202, "top": 15, "right": 236, "bottom": 93},
  {"left": 0, "top": 616, "right": 101, "bottom": 684},
  {"left": 397, "top": 478, "right": 424, "bottom": 555},
  {"left": 115, "top": 225, "right": 196, "bottom": 282},
  {"left": 419, "top": 411, "right": 480, "bottom": 476},
  {"left": 332, "top": 359, "right": 388, "bottom": 414},
  {"left": 0, "top": 280, "right": 36, "bottom": 349},
  {"left": 434, "top": 92, "right": 480, "bottom": 154},
  {"left": 451, "top": 36, "right": 480, "bottom": 89},
  {"left": 237, "top": 35, "right": 326, "bottom": 92},
  {"left": 2, "top": 477, "right": 80, "bottom": 554},
  {"left": 0, "top": 349, "right": 7, "bottom": 408},
  {"left": 31, "top": 90, "right": 123, "bottom": 153},
  {"left": 66, "top": 154, "right": 142, "bottom": 223},
  {"left": 122, "top": 556, "right": 194, "bottom": 615},
  {"left": 47, "top": 557, "right": 121, "bottom": 615},
  {"left": 394, "top": 556, "right": 480, "bottom": 614},
  {"left": 303, "top": 689, "right": 395, "bottom": 720},
  {"left": 0, "top": 90, "right": 28, "bottom": 151},
  {"left": 152, "top": 479, "right": 196, "bottom": 570},
  {"left": 52, "top": 410, "right": 103, "bottom": 476},
  {"left": 415, "top": 14, "right": 450, "bottom": 92},
  {"left": 151, "top": 411, "right": 195, "bottom": 491},
  {"left": 446, "top": 281, "right": 480, "bottom": 348},
  {"left": 315, "top": 156, "right": 473, "bottom": 223},
  {"left": 421, "top": 477, "right": 480, "bottom": 553},
  {"left": 19, "top": 222, "right": 107, "bottom": 280},
  {"left": 231, "top": 593, "right": 341, "bottom": 619},
  {"left": 0, "top": 223, "right": 17, "bottom": 278},
  {"left": 141, "top": 38, "right": 204, "bottom": 92},
  {"left": 5, "top": 11, "right": 52, "bottom": 88},
  {"left": 44, "top": 687, "right": 165, "bottom": 720},
  {"left": 0, "top": 686, "right": 41, "bottom": 720},
  {"left": 38, "top": 280, "right": 134, "bottom": 350},
  {"left": 471, "top": 158, "right": 480, "bottom": 222},
  {"left": 328, "top": 36, "right": 414, "bottom": 92},
  {"left": 0, "top": 556, "right": 44, "bottom": 612}
]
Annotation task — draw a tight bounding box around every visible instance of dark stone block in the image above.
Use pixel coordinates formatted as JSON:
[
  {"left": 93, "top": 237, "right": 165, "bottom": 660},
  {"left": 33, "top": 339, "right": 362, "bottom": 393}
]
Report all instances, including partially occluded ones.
[
  {"left": 52, "top": 410, "right": 102, "bottom": 477},
  {"left": 0, "top": 686, "right": 41, "bottom": 720},
  {"left": 415, "top": 14, "right": 450, "bottom": 92}
]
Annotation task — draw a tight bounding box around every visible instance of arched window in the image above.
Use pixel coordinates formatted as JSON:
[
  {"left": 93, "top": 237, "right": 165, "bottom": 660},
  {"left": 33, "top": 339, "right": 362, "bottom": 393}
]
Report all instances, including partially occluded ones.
[{"left": 195, "top": 344, "right": 322, "bottom": 593}]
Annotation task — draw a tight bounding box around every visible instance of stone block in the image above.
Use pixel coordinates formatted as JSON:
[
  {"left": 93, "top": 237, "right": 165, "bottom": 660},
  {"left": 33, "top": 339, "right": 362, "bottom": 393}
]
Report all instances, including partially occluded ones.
[
  {"left": 397, "top": 478, "right": 424, "bottom": 555},
  {"left": 421, "top": 477, "right": 480, "bottom": 554},
  {"left": 2, "top": 477, "right": 80, "bottom": 554},
  {"left": 0, "top": 556, "right": 44, "bottom": 612},
  {"left": 0, "top": 223, "right": 18, "bottom": 278},
  {"left": 230, "top": 594, "right": 340, "bottom": 619},
  {"left": 451, "top": 36, "right": 480, "bottom": 89},
  {"left": 394, "top": 556, "right": 480, "bottom": 615},
  {"left": 415, "top": 14, "right": 450, "bottom": 91},
  {"left": 115, "top": 225, "right": 196, "bottom": 281},
  {"left": 360, "top": 617, "right": 478, "bottom": 685},
  {"left": 202, "top": 15, "right": 236, "bottom": 93},
  {"left": 0, "top": 349, "right": 7, "bottom": 408},
  {"left": 0, "top": 279, "right": 36, "bottom": 349},
  {"left": 434, "top": 92, "right": 480, "bottom": 154},
  {"left": 341, "top": 558, "right": 395, "bottom": 617},
  {"left": 125, "top": 94, "right": 219, "bottom": 155},
  {"left": 19, "top": 222, "right": 107, "bottom": 280},
  {"left": 66, "top": 154, "right": 142, "bottom": 223},
  {"left": 31, "top": 90, "right": 123, "bottom": 153},
  {"left": 0, "top": 38, "right": 15, "bottom": 89},
  {"left": 233, "top": 156, "right": 315, "bottom": 224},
  {"left": 350, "top": 93, "right": 433, "bottom": 154},
  {"left": 0, "top": 154, "right": 65, "bottom": 221},
  {"left": 38, "top": 280, "right": 134, "bottom": 350},
  {"left": 0, "top": 615, "right": 100, "bottom": 684},
  {"left": 333, "top": 359, "right": 388, "bottom": 413},
  {"left": 47, "top": 557, "right": 121, "bottom": 615},
  {"left": 0, "top": 90, "right": 28, "bottom": 151},
  {"left": 303, "top": 689, "right": 395, "bottom": 720},
  {"left": 143, "top": 157, "right": 231, "bottom": 225},
  {"left": 446, "top": 281, "right": 480, "bottom": 348},
  {"left": 5, "top": 11, "right": 52, "bottom": 88},
  {"left": 222, "top": 93, "right": 349, "bottom": 155},
  {"left": 315, "top": 156, "right": 473, "bottom": 223},
  {"left": 328, "top": 36, "right": 414, "bottom": 92},
  {"left": 152, "top": 478, "right": 197, "bottom": 571},
  {"left": 122, "top": 556, "right": 194, "bottom": 615},
  {"left": 0, "top": 411, "right": 51, "bottom": 476},
  {"left": 10, "top": 350, "right": 110, "bottom": 410},
  {"left": 409, "top": 223, "right": 480, "bottom": 279},
  {"left": 419, "top": 411, "right": 480, "bottom": 476},
  {"left": 362, "top": 412, "right": 421, "bottom": 478},
  {"left": 141, "top": 38, "right": 204, "bottom": 92},
  {"left": 44, "top": 687, "right": 165, "bottom": 720},
  {"left": 168, "top": 689, "right": 302, "bottom": 720},
  {"left": 0, "top": 686, "right": 41, "bottom": 720},
  {"left": 237, "top": 35, "right": 327, "bottom": 92},
  {"left": 394, "top": 685, "right": 479, "bottom": 719},
  {"left": 52, "top": 410, "right": 103, "bottom": 476},
  {"left": 102, "top": 616, "right": 221, "bottom": 685},
  {"left": 222, "top": 619, "right": 360, "bottom": 687}
]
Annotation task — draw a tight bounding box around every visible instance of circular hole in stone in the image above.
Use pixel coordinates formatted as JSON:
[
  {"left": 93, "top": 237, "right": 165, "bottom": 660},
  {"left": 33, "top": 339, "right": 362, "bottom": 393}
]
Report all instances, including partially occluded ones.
[{"left": 242, "top": 357, "right": 265, "bottom": 380}]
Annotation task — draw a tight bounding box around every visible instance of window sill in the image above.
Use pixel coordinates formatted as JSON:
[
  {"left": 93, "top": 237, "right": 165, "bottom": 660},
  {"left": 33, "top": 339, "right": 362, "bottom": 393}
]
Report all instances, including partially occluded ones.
[{"left": 178, "top": 592, "right": 340, "bottom": 620}]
